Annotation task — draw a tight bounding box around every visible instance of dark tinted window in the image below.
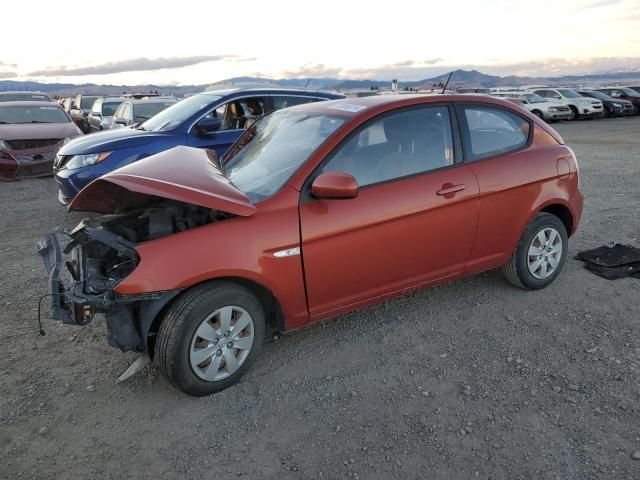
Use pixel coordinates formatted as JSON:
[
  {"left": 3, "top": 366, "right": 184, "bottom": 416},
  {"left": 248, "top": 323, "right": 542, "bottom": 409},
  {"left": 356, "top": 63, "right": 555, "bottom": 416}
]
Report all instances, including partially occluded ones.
[
  {"left": 321, "top": 106, "right": 455, "bottom": 187},
  {"left": 102, "top": 101, "right": 124, "bottom": 116},
  {"left": 133, "top": 102, "right": 175, "bottom": 122},
  {"left": 0, "top": 105, "right": 69, "bottom": 124},
  {"left": 462, "top": 106, "right": 530, "bottom": 161},
  {"left": 272, "top": 96, "right": 317, "bottom": 110},
  {"left": 80, "top": 96, "right": 98, "bottom": 109}
]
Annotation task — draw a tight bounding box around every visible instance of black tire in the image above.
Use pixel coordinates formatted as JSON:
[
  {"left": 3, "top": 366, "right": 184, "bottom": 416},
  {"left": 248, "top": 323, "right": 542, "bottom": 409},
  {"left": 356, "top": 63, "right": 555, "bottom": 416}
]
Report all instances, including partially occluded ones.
[
  {"left": 603, "top": 107, "right": 611, "bottom": 118},
  {"left": 568, "top": 105, "right": 579, "bottom": 120},
  {"left": 532, "top": 110, "right": 544, "bottom": 120},
  {"left": 503, "top": 213, "right": 568, "bottom": 290},
  {"left": 156, "top": 281, "right": 265, "bottom": 396}
]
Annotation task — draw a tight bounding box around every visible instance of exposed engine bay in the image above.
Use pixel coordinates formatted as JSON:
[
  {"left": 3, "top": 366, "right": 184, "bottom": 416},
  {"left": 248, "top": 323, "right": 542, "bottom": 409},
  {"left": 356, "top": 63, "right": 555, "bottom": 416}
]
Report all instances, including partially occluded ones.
[{"left": 37, "top": 199, "right": 232, "bottom": 354}]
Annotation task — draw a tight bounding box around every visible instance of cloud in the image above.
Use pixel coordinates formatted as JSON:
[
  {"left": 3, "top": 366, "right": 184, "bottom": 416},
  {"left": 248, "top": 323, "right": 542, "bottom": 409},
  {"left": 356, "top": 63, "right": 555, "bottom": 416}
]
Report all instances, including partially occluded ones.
[
  {"left": 575, "top": 0, "right": 622, "bottom": 11},
  {"left": 280, "top": 63, "right": 344, "bottom": 78},
  {"left": 0, "top": 61, "right": 17, "bottom": 68},
  {"left": 0, "top": 71, "right": 17, "bottom": 79},
  {"left": 28, "top": 55, "right": 251, "bottom": 77}
]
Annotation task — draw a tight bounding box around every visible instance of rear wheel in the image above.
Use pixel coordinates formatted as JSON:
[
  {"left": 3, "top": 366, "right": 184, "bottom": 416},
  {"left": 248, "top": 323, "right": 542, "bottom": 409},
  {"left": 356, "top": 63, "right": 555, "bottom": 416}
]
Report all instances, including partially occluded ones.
[
  {"left": 503, "top": 213, "right": 568, "bottom": 290},
  {"left": 156, "top": 281, "right": 265, "bottom": 396},
  {"left": 532, "top": 110, "right": 544, "bottom": 120}
]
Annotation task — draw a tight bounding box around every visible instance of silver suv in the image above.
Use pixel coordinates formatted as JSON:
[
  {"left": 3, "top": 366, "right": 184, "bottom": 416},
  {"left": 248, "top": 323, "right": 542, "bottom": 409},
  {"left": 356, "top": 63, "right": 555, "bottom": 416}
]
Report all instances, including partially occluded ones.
[
  {"left": 87, "top": 97, "right": 127, "bottom": 132},
  {"left": 529, "top": 88, "right": 603, "bottom": 120}
]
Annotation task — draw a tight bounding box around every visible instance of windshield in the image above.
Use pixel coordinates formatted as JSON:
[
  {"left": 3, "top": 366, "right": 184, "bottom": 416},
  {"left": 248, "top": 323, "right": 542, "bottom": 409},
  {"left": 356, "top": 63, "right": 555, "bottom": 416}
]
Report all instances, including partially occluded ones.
[
  {"left": 0, "top": 105, "right": 69, "bottom": 124},
  {"left": 133, "top": 102, "right": 175, "bottom": 122},
  {"left": 620, "top": 87, "right": 640, "bottom": 98},
  {"left": 558, "top": 89, "right": 582, "bottom": 98},
  {"left": 140, "top": 94, "right": 220, "bottom": 131},
  {"left": 102, "top": 101, "right": 123, "bottom": 116},
  {"left": 224, "top": 110, "right": 346, "bottom": 202},
  {"left": 581, "top": 91, "right": 609, "bottom": 100},
  {"left": 0, "top": 93, "right": 51, "bottom": 102},
  {"left": 522, "top": 93, "right": 545, "bottom": 103},
  {"left": 80, "top": 96, "right": 97, "bottom": 109}
]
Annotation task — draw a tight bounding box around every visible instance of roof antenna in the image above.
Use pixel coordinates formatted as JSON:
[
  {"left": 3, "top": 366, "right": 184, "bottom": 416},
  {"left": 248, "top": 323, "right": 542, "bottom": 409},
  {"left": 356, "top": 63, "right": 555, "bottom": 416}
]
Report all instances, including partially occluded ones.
[
  {"left": 304, "top": 78, "right": 311, "bottom": 89},
  {"left": 441, "top": 71, "right": 453, "bottom": 94}
]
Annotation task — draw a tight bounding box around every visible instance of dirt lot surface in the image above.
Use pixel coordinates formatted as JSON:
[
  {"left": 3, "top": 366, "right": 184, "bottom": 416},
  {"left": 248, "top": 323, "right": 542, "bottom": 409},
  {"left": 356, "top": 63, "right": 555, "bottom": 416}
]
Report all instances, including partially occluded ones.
[{"left": 1, "top": 118, "right": 639, "bottom": 480}]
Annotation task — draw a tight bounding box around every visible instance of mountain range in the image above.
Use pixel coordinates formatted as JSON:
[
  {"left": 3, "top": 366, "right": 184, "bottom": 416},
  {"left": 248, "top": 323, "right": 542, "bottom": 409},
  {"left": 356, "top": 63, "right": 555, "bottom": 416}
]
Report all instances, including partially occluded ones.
[{"left": 2, "top": 69, "right": 640, "bottom": 96}]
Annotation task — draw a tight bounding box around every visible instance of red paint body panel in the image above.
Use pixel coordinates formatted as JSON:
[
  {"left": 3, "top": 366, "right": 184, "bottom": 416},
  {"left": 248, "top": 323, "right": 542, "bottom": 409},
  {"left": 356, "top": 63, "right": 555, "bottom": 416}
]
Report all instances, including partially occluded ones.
[
  {"left": 300, "top": 165, "right": 479, "bottom": 317},
  {"left": 70, "top": 146, "right": 256, "bottom": 215},
  {"left": 106, "top": 95, "right": 583, "bottom": 332},
  {"left": 114, "top": 186, "right": 310, "bottom": 329}
]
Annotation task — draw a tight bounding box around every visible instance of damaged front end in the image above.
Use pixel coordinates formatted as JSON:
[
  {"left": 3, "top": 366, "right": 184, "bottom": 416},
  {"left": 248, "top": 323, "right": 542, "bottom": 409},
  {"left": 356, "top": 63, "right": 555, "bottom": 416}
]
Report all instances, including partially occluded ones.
[
  {"left": 36, "top": 201, "right": 226, "bottom": 353},
  {"left": 36, "top": 146, "right": 257, "bottom": 380}
]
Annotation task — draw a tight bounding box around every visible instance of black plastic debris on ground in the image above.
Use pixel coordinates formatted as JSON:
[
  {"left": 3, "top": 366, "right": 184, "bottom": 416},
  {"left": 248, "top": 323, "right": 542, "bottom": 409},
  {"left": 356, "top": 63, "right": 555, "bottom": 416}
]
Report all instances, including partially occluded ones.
[{"left": 576, "top": 243, "right": 640, "bottom": 280}]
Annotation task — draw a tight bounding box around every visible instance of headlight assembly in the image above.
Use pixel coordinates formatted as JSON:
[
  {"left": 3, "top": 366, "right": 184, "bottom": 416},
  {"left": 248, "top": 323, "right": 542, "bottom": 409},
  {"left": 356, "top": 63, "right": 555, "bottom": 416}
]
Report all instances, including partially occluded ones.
[{"left": 64, "top": 152, "right": 112, "bottom": 170}]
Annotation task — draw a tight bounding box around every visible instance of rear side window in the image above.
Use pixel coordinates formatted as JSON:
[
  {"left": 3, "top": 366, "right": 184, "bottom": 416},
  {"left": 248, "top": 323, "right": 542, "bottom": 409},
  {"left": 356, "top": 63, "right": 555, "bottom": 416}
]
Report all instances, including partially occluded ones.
[
  {"left": 461, "top": 106, "right": 530, "bottom": 161},
  {"left": 272, "top": 96, "right": 317, "bottom": 110}
]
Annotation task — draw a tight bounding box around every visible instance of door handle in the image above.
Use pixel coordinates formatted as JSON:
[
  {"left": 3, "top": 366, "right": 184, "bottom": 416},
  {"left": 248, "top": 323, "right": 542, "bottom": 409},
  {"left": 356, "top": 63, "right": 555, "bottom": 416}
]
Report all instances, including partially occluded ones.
[{"left": 436, "top": 184, "right": 466, "bottom": 196}]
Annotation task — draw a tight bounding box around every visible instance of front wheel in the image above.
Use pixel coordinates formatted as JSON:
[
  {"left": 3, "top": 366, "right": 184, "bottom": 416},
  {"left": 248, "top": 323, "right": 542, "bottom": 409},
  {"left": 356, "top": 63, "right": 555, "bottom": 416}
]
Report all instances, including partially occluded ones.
[
  {"left": 503, "top": 213, "right": 568, "bottom": 290},
  {"left": 568, "top": 105, "right": 579, "bottom": 120},
  {"left": 156, "top": 281, "right": 265, "bottom": 396}
]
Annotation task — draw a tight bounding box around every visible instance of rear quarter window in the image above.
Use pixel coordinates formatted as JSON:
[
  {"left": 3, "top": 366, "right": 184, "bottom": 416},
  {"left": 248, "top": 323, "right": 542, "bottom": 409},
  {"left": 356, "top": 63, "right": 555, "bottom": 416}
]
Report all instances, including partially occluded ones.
[{"left": 460, "top": 105, "right": 530, "bottom": 161}]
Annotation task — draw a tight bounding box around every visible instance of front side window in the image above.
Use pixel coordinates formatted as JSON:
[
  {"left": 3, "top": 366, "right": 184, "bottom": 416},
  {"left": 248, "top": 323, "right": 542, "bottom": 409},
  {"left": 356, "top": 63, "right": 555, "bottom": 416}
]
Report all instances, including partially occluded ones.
[
  {"left": 224, "top": 110, "right": 346, "bottom": 202},
  {"left": 0, "top": 105, "right": 70, "bottom": 124},
  {"left": 202, "top": 96, "right": 268, "bottom": 131},
  {"left": 320, "top": 106, "right": 454, "bottom": 187},
  {"left": 462, "top": 105, "right": 530, "bottom": 161}
]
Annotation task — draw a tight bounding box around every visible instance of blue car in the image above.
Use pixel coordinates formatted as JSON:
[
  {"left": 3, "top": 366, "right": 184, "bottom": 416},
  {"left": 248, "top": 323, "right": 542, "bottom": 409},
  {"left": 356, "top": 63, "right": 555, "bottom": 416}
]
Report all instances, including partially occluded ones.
[{"left": 53, "top": 87, "right": 344, "bottom": 204}]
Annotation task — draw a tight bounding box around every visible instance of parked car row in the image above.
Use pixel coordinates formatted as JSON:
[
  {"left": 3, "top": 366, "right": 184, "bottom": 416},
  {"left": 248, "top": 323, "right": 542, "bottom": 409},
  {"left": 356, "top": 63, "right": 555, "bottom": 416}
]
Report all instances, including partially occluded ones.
[{"left": 487, "top": 85, "right": 640, "bottom": 122}]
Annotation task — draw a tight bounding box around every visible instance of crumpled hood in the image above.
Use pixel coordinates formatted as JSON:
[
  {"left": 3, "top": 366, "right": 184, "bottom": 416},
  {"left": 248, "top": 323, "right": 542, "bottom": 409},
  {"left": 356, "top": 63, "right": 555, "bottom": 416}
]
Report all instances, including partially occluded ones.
[
  {"left": 0, "top": 122, "right": 80, "bottom": 141},
  {"left": 69, "top": 145, "right": 256, "bottom": 216},
  {"left": 58, "top": 126, "right": 161, "bottom": 155}
]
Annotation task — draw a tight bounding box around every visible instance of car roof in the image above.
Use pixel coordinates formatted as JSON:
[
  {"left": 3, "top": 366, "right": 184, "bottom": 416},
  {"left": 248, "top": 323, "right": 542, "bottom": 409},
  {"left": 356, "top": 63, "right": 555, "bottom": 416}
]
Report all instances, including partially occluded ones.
[
  {"left": 199, "top": 87, "right": 342, "bottom": 97},
  {"left": 0, "top": 100, "right": 63, "bottom": 108},
  {"left": 289, "top": 94, "right": 524, "bottom": 118},
  {"left": 126, "top": 98, "right": 178, "bottom": 104},
  {"left": 98, "top": 97, "right": 128, "bottom": 102},
  {"left": 0, "top": 91, "right": 50, "bottom": 95}
]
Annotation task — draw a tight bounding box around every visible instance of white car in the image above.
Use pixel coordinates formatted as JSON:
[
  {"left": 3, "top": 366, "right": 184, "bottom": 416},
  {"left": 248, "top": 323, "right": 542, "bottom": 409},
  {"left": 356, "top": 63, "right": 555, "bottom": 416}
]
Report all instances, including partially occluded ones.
[
  {"left": 528, "top": 88, "right": 603, "bottom": 120},
  {"left": 491, "top": 91, "right": 572, "bottom": 122}
]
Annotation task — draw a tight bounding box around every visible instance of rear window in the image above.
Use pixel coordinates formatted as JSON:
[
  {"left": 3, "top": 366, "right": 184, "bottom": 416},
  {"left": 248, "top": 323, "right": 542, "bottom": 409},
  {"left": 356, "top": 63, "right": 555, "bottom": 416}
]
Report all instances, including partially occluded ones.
[
  {"left": 102, "top": 101, "right": 124, "bottom": 116},
  {"left": 462, "top": 106, "right": 530, "bottom": 161},
  {"left": 0, "top": 105, "right": 69, "bottom": 124},
  {"left": 133, "top": 102, "right": 175, "bottom": 122},
  {"left": 0, "top": 93, "right": 51, "bottom": 102},
  {"left": 80, "top": 97, "right": 98, "bottom": 109}
]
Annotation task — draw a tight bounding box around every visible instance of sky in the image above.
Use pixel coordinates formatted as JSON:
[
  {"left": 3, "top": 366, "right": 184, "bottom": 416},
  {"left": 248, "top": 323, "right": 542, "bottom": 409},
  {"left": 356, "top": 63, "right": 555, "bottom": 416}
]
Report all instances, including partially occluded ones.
[{"left": 2, "top": 0, "right": 640, "bottom": 85}]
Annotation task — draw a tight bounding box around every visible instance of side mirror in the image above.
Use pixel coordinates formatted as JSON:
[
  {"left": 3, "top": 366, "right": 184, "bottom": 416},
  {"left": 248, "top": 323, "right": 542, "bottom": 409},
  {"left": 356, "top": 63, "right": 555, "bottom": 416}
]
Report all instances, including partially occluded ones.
[
  {"left": 311, "top": 172, "right": 358, "bottom": 199},
  {"left": 114, "top": 117, "right": 127, "bottom": 125},
  {"left": 196, "top": 117, "right": 222, "bottom": 134}
]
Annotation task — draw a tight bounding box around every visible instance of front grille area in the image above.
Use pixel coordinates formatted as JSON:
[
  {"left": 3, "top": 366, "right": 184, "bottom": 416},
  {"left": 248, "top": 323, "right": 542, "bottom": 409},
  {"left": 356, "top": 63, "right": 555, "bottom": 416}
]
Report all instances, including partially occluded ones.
[
  {"left": 6, "top": 138, "right": 62, "bottom": 150},
  {"left": 13, "top": 151, "right": 57, "bottom": 164}
]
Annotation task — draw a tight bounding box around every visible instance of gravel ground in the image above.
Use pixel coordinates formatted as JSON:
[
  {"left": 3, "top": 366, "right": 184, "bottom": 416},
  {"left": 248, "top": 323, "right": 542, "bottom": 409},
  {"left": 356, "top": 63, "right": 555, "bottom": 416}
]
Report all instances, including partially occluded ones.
[{"left": 1, "top": 117, "right": 639, "bottom": 480}]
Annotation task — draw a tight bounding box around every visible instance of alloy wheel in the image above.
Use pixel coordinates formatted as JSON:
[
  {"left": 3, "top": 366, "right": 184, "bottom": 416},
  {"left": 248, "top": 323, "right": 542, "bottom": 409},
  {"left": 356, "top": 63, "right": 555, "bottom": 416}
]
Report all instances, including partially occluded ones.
[
  {"left": 189, "top": 306, "right": 255, "bottom": 381},
  {"left": 527, "top": 227, "right": 563, "bottom": 279}
]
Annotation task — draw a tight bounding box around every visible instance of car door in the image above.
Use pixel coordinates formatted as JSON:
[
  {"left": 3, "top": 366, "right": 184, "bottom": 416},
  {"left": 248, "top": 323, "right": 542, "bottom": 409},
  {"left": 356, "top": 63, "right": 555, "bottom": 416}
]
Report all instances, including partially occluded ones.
[
  {"left": 299, "top": 104, "right": 480, "bottom": 318},
  {"left": 455, "top": 103, "right": 559, "bottom": 273},
  {"left": 186, "top": 96, "right": 267, "bottom": 158}
]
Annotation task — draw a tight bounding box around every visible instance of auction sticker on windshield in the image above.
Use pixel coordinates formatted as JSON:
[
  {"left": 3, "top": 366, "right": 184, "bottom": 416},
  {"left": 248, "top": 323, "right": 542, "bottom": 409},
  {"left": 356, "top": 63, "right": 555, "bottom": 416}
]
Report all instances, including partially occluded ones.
[{"left": 327, "top": 104, "right": 367, "bottom": 113}]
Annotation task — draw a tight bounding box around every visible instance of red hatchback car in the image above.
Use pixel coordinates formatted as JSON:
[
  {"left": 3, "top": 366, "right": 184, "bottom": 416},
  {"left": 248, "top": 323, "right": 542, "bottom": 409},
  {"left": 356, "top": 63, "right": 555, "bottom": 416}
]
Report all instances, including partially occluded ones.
[{"left": 38, "top": 95, "right": 583, "bottom": 396}]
